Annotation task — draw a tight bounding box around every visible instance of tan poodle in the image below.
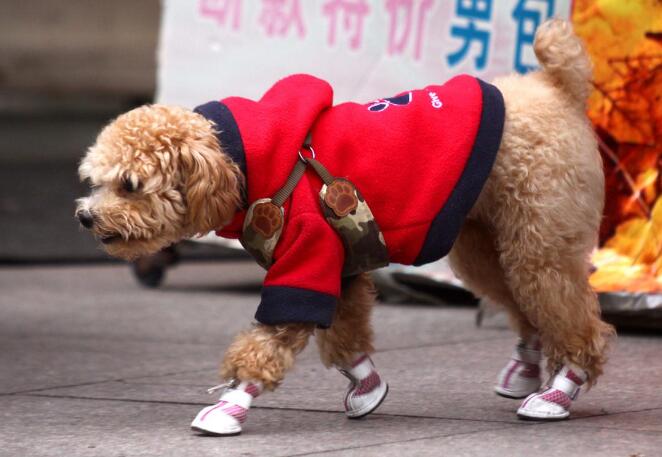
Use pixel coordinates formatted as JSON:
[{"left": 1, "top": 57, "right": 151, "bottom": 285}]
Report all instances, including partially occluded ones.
[{"left": 76, "top": 19, "right": 613, "bottom": 435}]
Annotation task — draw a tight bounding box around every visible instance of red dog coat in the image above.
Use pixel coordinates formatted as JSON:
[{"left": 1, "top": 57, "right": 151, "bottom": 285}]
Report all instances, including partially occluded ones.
[{"left": 195, "top": 74, "right": 504, "bottom": 327}]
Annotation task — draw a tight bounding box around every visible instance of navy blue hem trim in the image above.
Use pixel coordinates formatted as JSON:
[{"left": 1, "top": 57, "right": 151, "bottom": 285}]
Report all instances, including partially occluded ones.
[
  {"left": 194, "top": 101, "right": 247, "bottom": 179},
  {"left": 413, "top": 79, "right": 505, "bottom": 266},
  {"left": 255, "top": 286, "right": 337, "bottom": 328}
]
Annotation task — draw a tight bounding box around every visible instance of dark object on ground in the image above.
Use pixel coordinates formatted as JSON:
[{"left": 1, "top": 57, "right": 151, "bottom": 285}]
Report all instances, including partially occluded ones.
[
  {"left": 127, "top": 241, "right": 250, "bottom": 288},
  {"left": 372, "top": 266, "right": 478, "bottom": 306},
  {"left": 599, "top": 292, "right": 662, "bottom": 330},
  {"left": 131, "top": 245, "right": 180, "bottom": 288}
]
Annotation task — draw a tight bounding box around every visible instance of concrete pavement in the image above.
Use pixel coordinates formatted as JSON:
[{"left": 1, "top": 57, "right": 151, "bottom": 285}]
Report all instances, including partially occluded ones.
[{"left": 1, "top": 261, "right": 660, "bottom": 456}]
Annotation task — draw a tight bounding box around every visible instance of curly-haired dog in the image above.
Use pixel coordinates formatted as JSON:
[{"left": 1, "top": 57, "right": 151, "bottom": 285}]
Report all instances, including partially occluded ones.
[{"left": 76, "top": 19, "right": 614, "bottom": 434}]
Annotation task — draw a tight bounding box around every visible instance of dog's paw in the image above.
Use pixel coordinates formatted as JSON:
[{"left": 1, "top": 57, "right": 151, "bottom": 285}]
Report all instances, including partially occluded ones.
[
  {"left": 251, "top": 201, "right": 283, "bottom": 238},
  {"left": 324, "top": 179, "right": 359, "bottom": 217}
]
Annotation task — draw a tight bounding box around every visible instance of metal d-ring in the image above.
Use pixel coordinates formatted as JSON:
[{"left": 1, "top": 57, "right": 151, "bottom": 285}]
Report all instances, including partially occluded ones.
[{"left": 298, "top": 146, "right": 316, "bottom": 164}]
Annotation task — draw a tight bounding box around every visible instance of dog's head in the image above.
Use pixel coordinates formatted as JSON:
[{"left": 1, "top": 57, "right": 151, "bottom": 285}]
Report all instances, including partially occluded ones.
[{"left": 75, "top": 104, "right": 242, "bottom": 260}]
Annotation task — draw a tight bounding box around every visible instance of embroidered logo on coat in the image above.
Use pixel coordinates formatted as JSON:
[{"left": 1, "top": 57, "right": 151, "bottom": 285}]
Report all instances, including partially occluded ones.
[
  {"left": 428, "top": 91, "right": 443, "bottom": 109},
  {"left": 367, "top": 92, "right": 412, "bottom": 112}
]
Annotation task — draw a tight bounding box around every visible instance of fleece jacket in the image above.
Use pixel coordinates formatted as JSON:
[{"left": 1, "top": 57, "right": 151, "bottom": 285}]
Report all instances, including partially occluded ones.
[{"left": 195, "top": 74, "right": 504, "bottom": 328}]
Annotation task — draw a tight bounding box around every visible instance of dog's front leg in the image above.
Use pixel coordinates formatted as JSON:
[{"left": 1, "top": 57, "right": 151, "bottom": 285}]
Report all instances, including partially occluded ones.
[
  {"left": 316, "top": 273, "right": 388, "bottom": 419},
  {"left": 191, "top": 323, "right": 314, "bottom": 436},
  {"left": 221, "top": 322, "right": 314, "bottom": 389}
]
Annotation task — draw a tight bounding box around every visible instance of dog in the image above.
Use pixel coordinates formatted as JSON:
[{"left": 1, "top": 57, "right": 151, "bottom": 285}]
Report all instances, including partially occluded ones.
[{"left": 76, "top": 19, "right": 614, "bottom": 435}]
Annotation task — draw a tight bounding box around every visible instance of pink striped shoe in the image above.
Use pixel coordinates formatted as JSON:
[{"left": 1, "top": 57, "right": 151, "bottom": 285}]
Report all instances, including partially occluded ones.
[
  {"left": 517, "top": 364, "right": 587, "bottom": 420},
  {"left": 339, "top": 354, "right": 388, "bottom": 419},
  {"left": 494, "top": 337, "right": 542, "bottom": 399},
  {"left": 191, "top": 381, "right": 262, "bottom": 436}
]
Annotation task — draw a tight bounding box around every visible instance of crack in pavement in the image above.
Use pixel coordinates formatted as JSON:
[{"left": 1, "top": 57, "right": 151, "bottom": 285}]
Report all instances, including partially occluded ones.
[
  {"left": 13, "top": 392, "right": 526, "bottom": 425},
  {"left": 9, "top": 390, "right": 662, "bottom": 432},
  {"left": 0, "top": 366, "right": 216, "bottom": 396},
  {"left": 283, "top": 424, "right": 523, "bottom": 457}
]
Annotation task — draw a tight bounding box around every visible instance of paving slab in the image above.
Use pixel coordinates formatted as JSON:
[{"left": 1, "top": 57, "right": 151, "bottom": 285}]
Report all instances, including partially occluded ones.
[
  {"left": 309, "top": 422, "right": 662, "bottom": 457},
  {"left": 0, "top": 336, "right": 218, "bottom": 394},
  {"left": 28, "top": 332, "right": 662, "bottom": 425},
  {"left": 21, "top": 335, "right": 519, "bottom": 421},
  {"left": 570, "top": 408, "right": 662, "bottom": 433},
  {"left": 0, "top": 263, "right": 508, "bottom": 350},
  {"left": 361, "top": 337, "right": 662, "bottom": 422},
  {"left": 0, "top": 395, "right": 507, "bottom": 457},
  {"left": 3, "top": 263, "right": 662, "bottom": 455},
  {"left": 0, "top": 263, "right": 261, "bottom": 344}
]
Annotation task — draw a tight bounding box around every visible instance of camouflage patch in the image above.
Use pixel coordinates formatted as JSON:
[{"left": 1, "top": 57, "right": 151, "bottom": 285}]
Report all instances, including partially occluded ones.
[
  {"left": 240, "top": 198, "right": 284, "bottom": 270},
  {"left": 320, "top": 178, "right": 390, "bottom": 277}
]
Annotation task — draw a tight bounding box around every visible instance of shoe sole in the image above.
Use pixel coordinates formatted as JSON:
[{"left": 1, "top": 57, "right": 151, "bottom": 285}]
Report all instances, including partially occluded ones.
[
  {"left": 516, "top": 411, "right": 569, "bottom": 421},
  {"left": 347, "top": 383, "right": 389, "bottom": 420},
  {"left": 191, "top": 425, "right": 242, "bottom": 436}
]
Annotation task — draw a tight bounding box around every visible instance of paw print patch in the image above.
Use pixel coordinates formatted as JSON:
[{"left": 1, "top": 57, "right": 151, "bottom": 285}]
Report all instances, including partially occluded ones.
[
  {"left": 324, "top": 179, "right": 359, "bottom": 217},
  {"left": 251, "top": 201, "right": 283, "bottom": 238}
]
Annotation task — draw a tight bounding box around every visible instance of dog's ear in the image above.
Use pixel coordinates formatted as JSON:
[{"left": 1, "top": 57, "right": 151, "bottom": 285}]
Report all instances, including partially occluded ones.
[{"left": 179, "top": 135, "right": 242, "bottom": 235}]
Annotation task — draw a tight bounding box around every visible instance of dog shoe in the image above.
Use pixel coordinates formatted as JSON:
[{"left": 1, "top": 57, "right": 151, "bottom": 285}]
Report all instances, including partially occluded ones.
[
  {"left": 338, "top": 354, "right": 388, "bottom": 419},
  {"left": 495, "top": 337, "right": 542, "bottom": 399},
  {"left": 517, "top": 364, "right": 587, "bottom": 421},
  {"left": 191, "top": 381, "right": 262, "bottom": 436}
]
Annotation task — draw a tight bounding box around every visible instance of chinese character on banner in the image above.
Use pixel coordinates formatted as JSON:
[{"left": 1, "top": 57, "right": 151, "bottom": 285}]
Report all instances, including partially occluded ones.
[
  {"left": 322, "top": 0, "right": 371, "bottom": 50},
  {"left": 512, "top": 0, "right": 555, "bottom": 73},
  {"left": 385, "top": 0, "right": 434, "bottom": 60},
  {"left": 259, "top": 0, "right": 306, "bottom": 38},
  {"left": 199, "top": 0, "right": 242, "bottom": 30},
  {"left": 447, "top": 0, "right": 493, "bottom": 70}
]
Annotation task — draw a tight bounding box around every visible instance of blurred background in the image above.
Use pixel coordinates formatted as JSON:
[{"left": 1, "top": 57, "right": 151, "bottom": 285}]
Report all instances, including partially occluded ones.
[
  {"left": 1, "top": 0, "right": 660, "bottom": 324},
  {"left": 0, "top": 0, "right": 159, "bottom": 262}
]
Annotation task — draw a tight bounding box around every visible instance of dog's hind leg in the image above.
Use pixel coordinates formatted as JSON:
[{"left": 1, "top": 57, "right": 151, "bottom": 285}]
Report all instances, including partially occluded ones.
[
  {"left": 316, "top": 273, "right": 388, "bottom": 418},
  {"left": 496, "top": 215, "right": 614, "bottom": 420},
  {"left": 482, "top": 123, "right": 615, "bottom": 420},
  {"left": 475, "top": 35, "right": 616, "bottom": 418},
  {"left": 191, "top": 322, "right": 314, "bottom": 435},
  {"left": 449, "top": 220, "right": 534, "bottom": 338},
  {"left": 449, "top": 220, "right": 542, "bottom": 400}
]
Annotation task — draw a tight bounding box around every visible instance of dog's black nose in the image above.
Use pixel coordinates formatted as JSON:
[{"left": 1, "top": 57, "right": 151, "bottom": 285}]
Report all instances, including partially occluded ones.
[{"left": 77, "top": 209, "right": 94, "bottom": 229}]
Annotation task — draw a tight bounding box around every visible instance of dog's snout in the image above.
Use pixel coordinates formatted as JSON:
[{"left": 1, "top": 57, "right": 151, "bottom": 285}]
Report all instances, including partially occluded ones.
[{"left": 76, "top": 209, "right": 95, "bottom": 229}]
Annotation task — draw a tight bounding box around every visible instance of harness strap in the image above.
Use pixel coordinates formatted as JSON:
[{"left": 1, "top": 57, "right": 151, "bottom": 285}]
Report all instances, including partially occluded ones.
[
  {"left": 272, "top": 160, "right": 307, "bottom": 207},
  {"left": 307, "top": 158, "right": 334, "bottom": 186},
  {"left": 239, "top": 142, "right": 390, "bottom": 277},
  {"left": 271, "top": 148, "right": 336, "bottom": 207}
]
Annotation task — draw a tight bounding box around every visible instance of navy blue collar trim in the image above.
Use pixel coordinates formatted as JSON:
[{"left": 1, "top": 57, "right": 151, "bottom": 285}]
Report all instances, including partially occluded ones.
[
  {"left": 194, "top": 101, "right": 247, "bottom": 180},
  {"left": 413, "top": 79, "right": 505, "bottom": 266}
]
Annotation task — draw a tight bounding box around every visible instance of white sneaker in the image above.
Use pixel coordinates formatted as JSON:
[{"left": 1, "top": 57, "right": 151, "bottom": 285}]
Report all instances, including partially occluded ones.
[
  {"left": 517, "top": 364, "right": 587, "bottom": 421},
  {"left": 495, "top": 338, "right": 542, "bottom": 399},
  {"left": 191, "top": 381, "right": 262, "bottom": 436},
  {"left": 339, "top": 354, "right": 388, "bottom": 419}
]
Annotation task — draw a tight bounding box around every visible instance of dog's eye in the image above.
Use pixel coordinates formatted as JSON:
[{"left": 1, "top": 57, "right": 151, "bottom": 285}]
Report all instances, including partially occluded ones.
[{"left": 121, "top": 175, "right": 139, "bottom": 193}]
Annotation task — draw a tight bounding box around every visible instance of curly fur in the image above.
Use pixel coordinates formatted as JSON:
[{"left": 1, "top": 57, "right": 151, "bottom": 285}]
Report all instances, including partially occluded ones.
[
  {"left": 449, "top": 19, "right": 614, "bottom": 386},
  {"left": 534, "top": 18, "right": 593, "bottom": 103},
  {"left": 77, "top": 105, "right": 242, "bottom": 260},
  {"left": 316, "top": 273, "right": 376, "bottom": 368},
  {"left": 221, "top": 323, "right": 314, "bottom": 391},
  {"left": 76, "top": 19, "right": 613, "bottom": 395}
]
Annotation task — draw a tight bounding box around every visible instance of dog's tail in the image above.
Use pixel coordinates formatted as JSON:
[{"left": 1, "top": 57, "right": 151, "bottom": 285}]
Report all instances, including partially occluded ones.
[{"left": 534, "top": 18, "right": 592, "bottom": 104}]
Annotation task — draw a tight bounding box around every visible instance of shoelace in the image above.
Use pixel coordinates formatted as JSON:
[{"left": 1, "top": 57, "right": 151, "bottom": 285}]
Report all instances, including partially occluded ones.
[{"left": 206, "top": 378, "right": 238, "bottom": 395}]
